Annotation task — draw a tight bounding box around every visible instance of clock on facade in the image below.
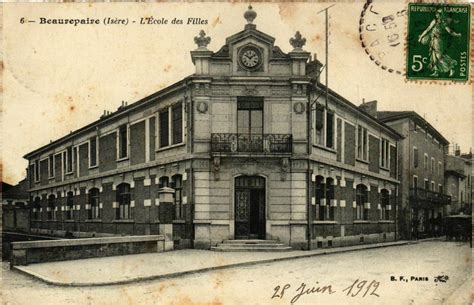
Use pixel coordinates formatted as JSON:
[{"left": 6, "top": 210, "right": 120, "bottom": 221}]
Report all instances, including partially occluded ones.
[{"left": 239, "top": 46, "right": 262, "bottom": 70}]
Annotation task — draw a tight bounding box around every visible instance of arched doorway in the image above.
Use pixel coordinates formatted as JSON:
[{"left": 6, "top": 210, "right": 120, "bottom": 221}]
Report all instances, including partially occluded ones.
[{"left": 235, "top": 176, "right": 266, "bottom": 239}]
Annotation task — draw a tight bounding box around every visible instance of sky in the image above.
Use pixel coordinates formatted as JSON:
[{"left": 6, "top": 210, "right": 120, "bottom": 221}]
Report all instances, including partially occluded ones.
[{"left": 3, "top": 2, "right": 472, "bottom": 184}]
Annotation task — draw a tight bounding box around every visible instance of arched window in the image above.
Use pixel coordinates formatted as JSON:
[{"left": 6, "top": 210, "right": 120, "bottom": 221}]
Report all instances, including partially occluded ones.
[
  {"left": 172, "top": 174, "right": 183, "bottom": 219},
  {"left": 66, "top": 191, "right": 74, "bottom": 220},
  {"left": 48, "top": 194, "right": 56, "bottom": 220},
  {"left": 380, "top": 189, "right": 390, "bottom": 220},
  {"left": 326, "top": 178, "right": 335, "bottom": 220},
  {"left": 116, "top": 183, "right": 131, "bottom": 219},
  {"left": 315, "top": 175, "right": 326, "bottom": 220},
  {"left": 158, "top": 176, "right": 169, "bottom": 188},
  {"left": 33, "top": 196, "right": 41, "bottom": 220},
  {"left": 88, "top": 188, "right": 100, "bottom": 220},
  {"left": 355, "top": 184, "right": 368, "bottom": 220}
]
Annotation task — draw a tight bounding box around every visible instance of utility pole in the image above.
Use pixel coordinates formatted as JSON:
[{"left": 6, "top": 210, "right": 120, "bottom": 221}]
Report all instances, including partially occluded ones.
[{"left": 317, "top": 4, "right": 335, "bottom": 109}]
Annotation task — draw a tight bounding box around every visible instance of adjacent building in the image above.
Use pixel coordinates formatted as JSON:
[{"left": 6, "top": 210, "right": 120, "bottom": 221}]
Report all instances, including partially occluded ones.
[
  {"left": 445, "top": 150, "right": 472, "bottom": 215},
  {"left": 2, "top": 179, "right": 30, "bottom": 233},
  {"left": 24, "top": 7, "right": 403, "bottom": 250},
  {"left": 378, "top": 111, "right": 451, "bottom": 239}
]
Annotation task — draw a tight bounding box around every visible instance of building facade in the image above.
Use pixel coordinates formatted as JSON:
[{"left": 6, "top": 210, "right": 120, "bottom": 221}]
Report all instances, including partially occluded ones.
[
  {"left": 445, "top": 151, "right": 472, "bottom": 215},
  {"left": 24, "top": 7, "right": 402, "bottom": 250},
  {"left": 2, "top": 179, "right": 30, "bottom": 233},
  {"left": 378, "top": 111, "right": 451, "bottom": 240}
]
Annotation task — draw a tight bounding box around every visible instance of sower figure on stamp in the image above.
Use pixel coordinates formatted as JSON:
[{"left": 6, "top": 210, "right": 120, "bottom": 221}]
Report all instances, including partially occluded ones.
[{"left": 418, "top": 9, "right": 461, "bottom": 77}]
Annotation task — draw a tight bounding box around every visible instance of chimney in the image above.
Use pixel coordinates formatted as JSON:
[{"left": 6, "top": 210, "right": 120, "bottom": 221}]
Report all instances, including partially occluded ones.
[
  {"left": 358, "top": 100, "right": 378, "bottom": 118},
  {"left": 455, "top": 144, "right": 461, "bottom": 156}
]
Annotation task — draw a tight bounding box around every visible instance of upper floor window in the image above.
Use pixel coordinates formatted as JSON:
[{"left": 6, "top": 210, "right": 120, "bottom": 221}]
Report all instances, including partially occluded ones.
[
  {"left": 66, "top": 146, "right": 73, "bottom": 173},
  {"left": 413, "top": 147, "right": 419, "bottom": 168},
  {"left": 380, "top": 189, "right": 390, "bottom": 220},
  {"left": 89, "top": 137, "right": 98, "bottom": 167},
  {"left": 48, "top": 154, "right": 54, "bottom": 178},
  {"left": 172, "top": 103, "right": 183, "bottom": 145},
  {"left": 423, "top": 153, "right": 428, "bottom": 171},
  {"left": 380, "top": 138, "right": 390, "bottom": 168},
  {"left": 430, "top": 157, "right": 435, "bottom": 173},
  {"left": 314, "top": 105, "right": 335, "bottom": 149},
  {"left": 34, "top": 160, "right": 40, "bottom": 182},
  {"left": 424, "top": 179, "right": 429, "bottom": 190},
  {"left": 159, "top": 108, "right": 169, "bottom": 148},
  {"left": 356, "top": 125, "right": 368, "bottom": 161},
  {"left": 116, "top": 183, "right": 132, "bottom": 219},
  {"left": 355, "top": 184, "right": 368, "bottom": 220},
  {"left": 413, "top": 175, "right": 418, "bottom": 188},
  {"left": 88, "top": 188, "right": 100, "bottom": 220},
  {"left": 238, "top": 99, "right": 263, "bottom": 135},
  {"left": 118, "top": 125, "right": 128, "bottom": 159},
  {"left": 437, "top": 161, "right": 442, "bottom": 177},
  {"left": 158, "top": 102, "right": 184, "bottom": 149}
]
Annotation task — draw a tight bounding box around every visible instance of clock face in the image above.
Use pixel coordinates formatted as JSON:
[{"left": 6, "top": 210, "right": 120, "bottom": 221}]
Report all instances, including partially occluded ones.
[{"left": 239, "top": 47, "right": 262, "bottom": 70}]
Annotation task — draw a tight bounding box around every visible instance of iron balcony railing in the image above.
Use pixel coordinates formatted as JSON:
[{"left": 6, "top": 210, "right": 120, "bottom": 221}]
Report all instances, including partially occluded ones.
[
  {"left": 211, "top": 133, "right": 292, "bottom": 154},
  {"left": 409, "top": 187, "right": 451, "bottom": 204}
]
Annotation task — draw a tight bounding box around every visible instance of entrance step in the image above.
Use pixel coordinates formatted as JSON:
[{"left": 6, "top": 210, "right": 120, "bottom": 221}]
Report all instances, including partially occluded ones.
[{"left": 211, "top": 239, "right": 292, "bottom": 252}]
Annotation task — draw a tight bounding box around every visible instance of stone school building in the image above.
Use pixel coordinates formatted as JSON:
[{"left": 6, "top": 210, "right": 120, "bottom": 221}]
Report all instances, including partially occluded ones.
[{"left": 24, "top": 7, "right": 402, "bottom": 250}]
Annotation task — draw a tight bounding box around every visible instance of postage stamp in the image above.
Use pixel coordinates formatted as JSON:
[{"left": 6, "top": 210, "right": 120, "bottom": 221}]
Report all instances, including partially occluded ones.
[{"left": 406, "top": 3, "right": 471, "bottom": 81}]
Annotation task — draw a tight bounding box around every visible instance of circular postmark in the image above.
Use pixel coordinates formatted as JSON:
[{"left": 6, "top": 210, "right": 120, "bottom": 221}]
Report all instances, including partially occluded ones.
[{"left": 359, "top": 0, "right": 407, "bottom": 75}]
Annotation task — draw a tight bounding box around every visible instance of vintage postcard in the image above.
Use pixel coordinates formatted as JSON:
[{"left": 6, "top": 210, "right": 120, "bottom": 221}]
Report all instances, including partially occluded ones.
[{"left": 2, "top": 1, "right": 472, "bottom": 305}]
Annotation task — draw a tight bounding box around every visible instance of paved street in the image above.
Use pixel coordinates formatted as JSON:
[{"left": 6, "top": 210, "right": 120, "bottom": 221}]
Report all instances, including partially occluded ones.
[{"left": 2, "top": 241, "right": 471, "bottom": 305}]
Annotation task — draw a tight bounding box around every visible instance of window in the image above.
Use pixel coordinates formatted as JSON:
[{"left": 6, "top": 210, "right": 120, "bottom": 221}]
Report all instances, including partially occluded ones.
[
  {"left": 172, "top": 103, "right": 183, "bottom": 145},
  {"left": 439, "top": 184, "right": 443, "bottom": 194},
  {"left": 33, "top": 197, "right": 41, "bottom": 220},
  {"left": 380, "top": 189, "right": 390, "bottom": 220},
  {"left": 48, "top": 195, "right": 56, "bottom": 220},
  {"left": 158, "top": 176, "right": 169, "bottom": 188},
  {"left": 438, "top": 161, "right": 442, "bottom": 177},
  {"left": 48, "top": 155, "right": 54, "bottom": 178},
  {"left": 356, "top": 125, "right": 368, "bottom": 161},
  {"left": 116, "top": 183, "right": 131, "bottom": 219},
  {"left": 89, "top": 137, "right": 98, "bottom": 167},
  {"left": 159, "top": 108, "right": 169, "bottom": 148},
  {"left": 355, "top": 184, "right": 368, "bottom": 220},
  {"left": 380, "top": 138, "right": 390, "bottom": 168},
  {"left": 326, "top": 178, "right": 335, "bottom": 220},
  {"left": 413, "top": 147, "right": 419, "bottom": 168},
  {"left": 118, "top": 125, "right": 128, "bottom": 159},
  {"left": 314, "top": 105, "right": 335, "bottom": 149},
  {"left": 314, "top": 176, "right": 326, "bottom": 220},
  {"left": 424, "top": 179, "right": 429, "bottom": 190},
  {"left": 431, "top": 181, "right": 435, "bottom": 191},
  {"left": 423, "top": 154, "right": 428, "bottom": 170},
  {"left": 66, "top": 191, "right": 74, "bottom": 220},
  {"left": 88, "top": 188, "right": 100, "bottom": 220},
  {"left": 66, "top": 147, "right": 73, "bottom": 173},
  {"left": 431, "top": 157, "right": 435, "bottom": 173},
  {"left": 34, "top": 160, "right": 40, "bottom": 182},
  {"left": 172, "top": 175, "right": 183, "bottom": 219},
  {"left": 413, "top": 176, "right": 418, "bottom": 188},
  {"left": 238, "top": 99, "right": 263, "bottom": 135}
]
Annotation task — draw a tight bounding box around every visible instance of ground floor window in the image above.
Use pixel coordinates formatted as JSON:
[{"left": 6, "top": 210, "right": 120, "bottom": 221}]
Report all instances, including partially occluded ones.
[
  {"left": 88, "top": 188, "right": 100, "bottom": 219},
  {"left": 380, "top": 189, "right": 390, "bottom": 220},
  {"left": 116, "top": 183, "right": 132, "bottom": 219},
  {"left": 33, "top": 197, "right": 41, "bottom": 220},
  {"left": 66, "top": 191, "right": 74, "bottom": 220},
  {"left": 355, "top": 184, "right": 368, "bottom": 220},
  {"left": 48, "top": 195, "right": 56, "bottom": 220}
]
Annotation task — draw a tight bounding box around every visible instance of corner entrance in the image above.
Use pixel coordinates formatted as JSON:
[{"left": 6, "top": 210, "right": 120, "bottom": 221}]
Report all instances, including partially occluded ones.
[{"left": 234, "top": 176, "right": 266, "bottom": 239}]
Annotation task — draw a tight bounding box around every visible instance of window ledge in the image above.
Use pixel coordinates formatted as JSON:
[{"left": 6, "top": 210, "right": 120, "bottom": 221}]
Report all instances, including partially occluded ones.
[
  {"left": 156, "top": 142, "right": 185, "bottom": 152},
  {"left": 378, "top": 220, "right": 394, "bottom": 223},
  {"left": 356, "top": 158, "right": 369, "bottom": 164},
  {"left": 48, "top": 176, "right": 55, "bottom": 180},
  {"left": 313, "top": 144, "right": 336, "bottom": 154},
  {"left": 113, "top": 219, "right": 135, "bottom": 223},
  {"left": 64, "top": 219, "right": 75, "bottom": 222},
  {"left": 172, "top": 219, "right": 186, "bottom": 224},
  {"left": 65, "top": 171, "right": 74, "bottom": 176},
  {"left": 379, "top": 166, "right": 390, "bottom": 171},
  {"left": 116, "top": 157, "right": 129, "bottom": 162},
  {"left": 88, "top": 165, "right": 99, "bottom": 170},
  {"left": 85, "top": 219, "right": 102, "bottom": 223},
  {"left": 353, "top": 220, "right": 370, "bottom": 224},
  {"left": 312, "top": 220, "right": 338, "bottom": 224}
]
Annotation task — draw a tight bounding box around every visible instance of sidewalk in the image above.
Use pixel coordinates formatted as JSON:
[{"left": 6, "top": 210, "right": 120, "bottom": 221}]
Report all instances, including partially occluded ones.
[{"left": 13, "top": 240, "right": 413, "bottom": 287}]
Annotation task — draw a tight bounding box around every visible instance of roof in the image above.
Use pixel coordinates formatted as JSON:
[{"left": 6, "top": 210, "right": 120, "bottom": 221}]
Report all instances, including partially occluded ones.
[
  {"left": 3, "top": 179, "right": 29, "bottom": 199},
  {"left": 23, "top": 76, "right": 191, "bottom": 160},
  {"left": 314, "top": 85, "right": 404, "bottom": 140},
  {"left": 377, "top": 111, "right": 449, "bottom": 145}
]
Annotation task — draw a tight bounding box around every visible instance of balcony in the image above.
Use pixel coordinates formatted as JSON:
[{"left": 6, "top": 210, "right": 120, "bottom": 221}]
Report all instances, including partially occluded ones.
[
  {"left": 409, "top": 188, "right": 451, "bottom": 205},
  {"left": 211, "top": 133, "right": 292, "bottom": 154}
]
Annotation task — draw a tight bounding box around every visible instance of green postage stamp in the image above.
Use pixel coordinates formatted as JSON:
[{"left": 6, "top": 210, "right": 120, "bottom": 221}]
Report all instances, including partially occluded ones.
[{"left": 407, "top": 3, "right": 470, "bottom": 81}]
